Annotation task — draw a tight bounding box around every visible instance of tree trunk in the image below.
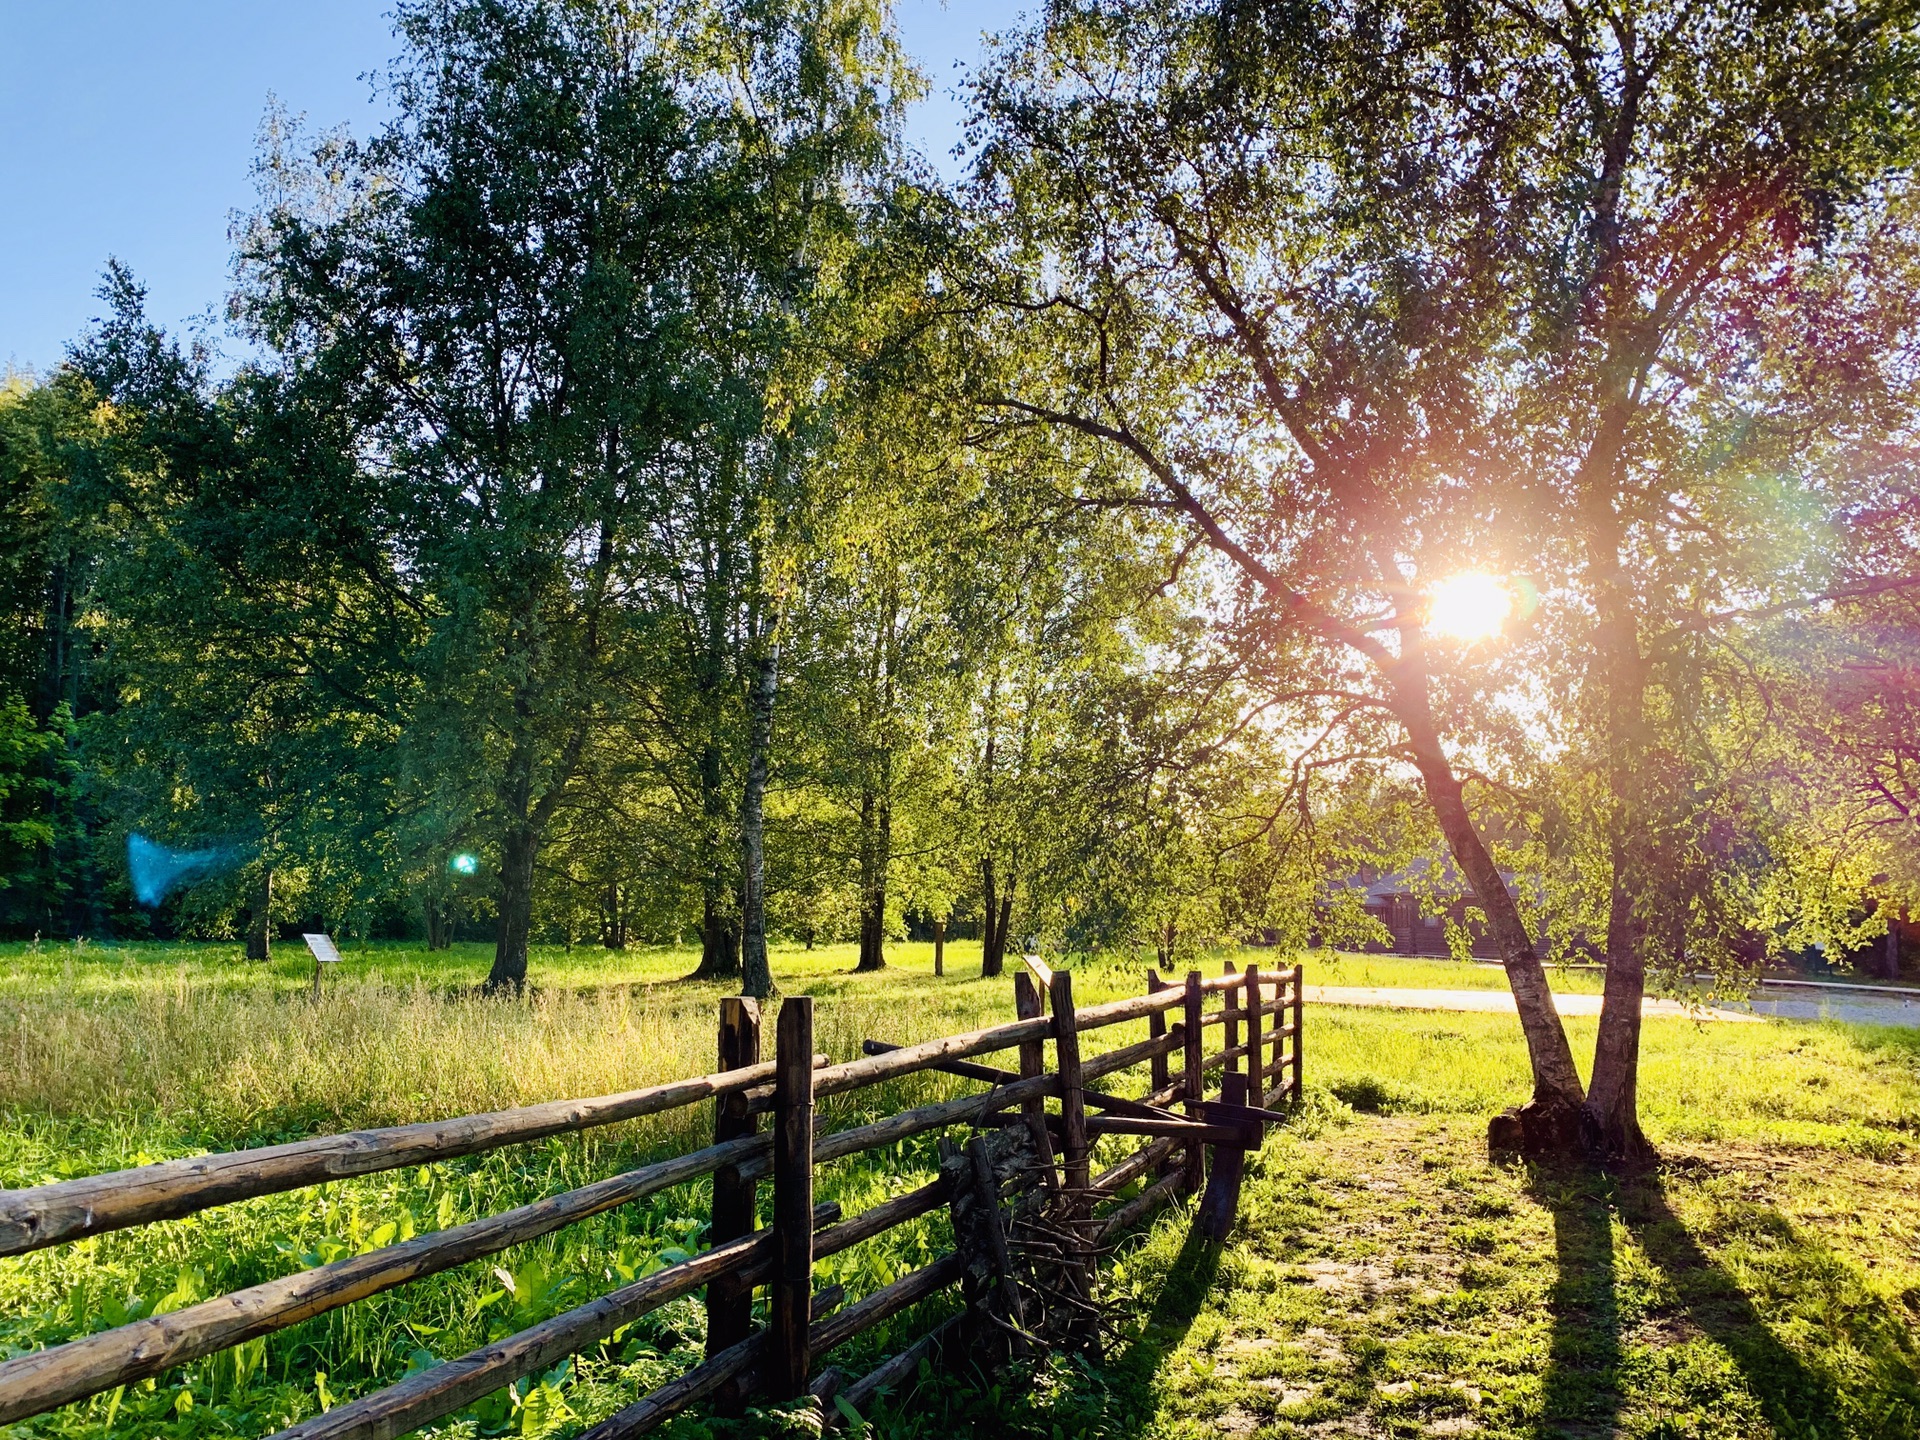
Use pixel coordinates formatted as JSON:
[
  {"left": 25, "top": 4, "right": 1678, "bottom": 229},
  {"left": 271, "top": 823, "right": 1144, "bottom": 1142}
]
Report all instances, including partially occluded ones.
[
  {"left": 699, "top": 893, "right": 740, "bottom": 977},
  {"left": 739, "top": 612, "right": 780, "bottom": 1000},
  {"left": 487, "top": 821, "right": 537, "bottom": 992},
  {"left": 425, "top": 893, "right": 451, "bottom": 951},
  {"left": 933, "top": 916, "right": 945, "bottom": 976},
  {"left": 245, "top": 867, "right": 273, "bottom": 962},
  {"left": 602, "top": 882, "right": 627, "bottom": 949},
  {"left": 1581, "top": 571, "right": 1658, "bottom": 1166},
  {"left": 690, "top": 735, "right": 742, "bottom": 980},
  {"left": 855, "top": 786, "right": 890, "bottom": 972},
  {"left": 1391, "top": 652, "right": 1585, "bottom": 1153},
  {"left": 981, "top": 856, "right": 1005, "bottom": 977}
]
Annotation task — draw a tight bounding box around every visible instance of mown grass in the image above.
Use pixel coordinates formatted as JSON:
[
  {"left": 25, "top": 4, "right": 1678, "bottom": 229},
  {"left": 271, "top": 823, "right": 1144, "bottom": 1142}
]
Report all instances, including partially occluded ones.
[{"left": 1, "top": 939, "right": 1916, "bottom": 1438}]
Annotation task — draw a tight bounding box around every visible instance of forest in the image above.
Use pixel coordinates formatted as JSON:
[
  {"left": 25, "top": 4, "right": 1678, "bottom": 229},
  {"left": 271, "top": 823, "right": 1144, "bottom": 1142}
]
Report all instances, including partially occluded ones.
[{"left": 2, "top": 0, "right": 1919, "bottom": 1153}]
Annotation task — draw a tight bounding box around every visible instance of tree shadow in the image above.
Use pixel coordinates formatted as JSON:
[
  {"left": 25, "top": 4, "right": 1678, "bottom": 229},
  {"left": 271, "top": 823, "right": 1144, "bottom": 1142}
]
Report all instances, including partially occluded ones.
[
  {"left": 1526, "top": 1163, "right": 1623, "bottom": 1437},
  {"left": 1533, "top": 1157, "right": 1910, "bottom": 1436},
  {"left": 1618, "top": 1174, "right": 1848, "bottom": 1434}
]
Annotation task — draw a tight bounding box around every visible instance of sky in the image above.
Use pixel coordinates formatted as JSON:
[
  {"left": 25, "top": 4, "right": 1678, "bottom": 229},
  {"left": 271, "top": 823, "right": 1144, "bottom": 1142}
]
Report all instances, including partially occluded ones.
[{"left": 0, "top": 1, "right": 1028, "bottom": 377}]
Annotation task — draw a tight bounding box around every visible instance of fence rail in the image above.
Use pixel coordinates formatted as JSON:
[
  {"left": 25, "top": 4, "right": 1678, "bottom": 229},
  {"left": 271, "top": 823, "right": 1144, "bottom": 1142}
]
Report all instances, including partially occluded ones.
[{"left": 0, "top": 959, "right": 1305, "bottom": 1438}]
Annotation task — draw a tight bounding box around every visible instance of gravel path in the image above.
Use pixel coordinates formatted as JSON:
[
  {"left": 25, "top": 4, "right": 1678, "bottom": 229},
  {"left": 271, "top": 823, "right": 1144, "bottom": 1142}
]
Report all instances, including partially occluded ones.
[{"left": 1304, "top": 984, "right": 1764, "bottom": 1023}]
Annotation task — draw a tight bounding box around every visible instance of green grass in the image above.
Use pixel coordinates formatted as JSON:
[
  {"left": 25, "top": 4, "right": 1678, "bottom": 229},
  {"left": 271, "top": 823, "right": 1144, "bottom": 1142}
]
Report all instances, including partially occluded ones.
[{"left": 1, "top": 939, "right": 1916, "bottom": 1438}]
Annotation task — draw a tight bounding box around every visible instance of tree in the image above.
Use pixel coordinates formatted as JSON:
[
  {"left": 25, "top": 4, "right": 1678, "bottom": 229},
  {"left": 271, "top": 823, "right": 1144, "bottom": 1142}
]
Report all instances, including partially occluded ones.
[
  {"left": 968, "top": 0, "right": 1920, "bottom": 1155},
  {"left": 233, "top": 0, "right": 770, "bottom": 989}
]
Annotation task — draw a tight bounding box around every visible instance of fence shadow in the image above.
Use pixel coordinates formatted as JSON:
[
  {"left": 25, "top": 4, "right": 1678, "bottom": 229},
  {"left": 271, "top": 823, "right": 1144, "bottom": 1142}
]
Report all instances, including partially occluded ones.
[{"left": 1527, "top": 1164, "right": 1624, "bottom": 1437}]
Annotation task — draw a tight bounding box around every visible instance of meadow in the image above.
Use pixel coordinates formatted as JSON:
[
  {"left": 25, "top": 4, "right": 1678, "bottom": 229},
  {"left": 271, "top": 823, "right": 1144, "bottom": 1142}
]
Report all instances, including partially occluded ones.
[{"left": 0, "top": 938, "right": 1916, "bottom": 1438}]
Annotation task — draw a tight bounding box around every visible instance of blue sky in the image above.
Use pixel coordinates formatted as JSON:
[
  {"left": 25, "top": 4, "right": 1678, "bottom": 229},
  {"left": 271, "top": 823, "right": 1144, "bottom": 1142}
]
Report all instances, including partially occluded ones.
[{"left": 0, "top": 1, "right": 1027, "bottom": 375}]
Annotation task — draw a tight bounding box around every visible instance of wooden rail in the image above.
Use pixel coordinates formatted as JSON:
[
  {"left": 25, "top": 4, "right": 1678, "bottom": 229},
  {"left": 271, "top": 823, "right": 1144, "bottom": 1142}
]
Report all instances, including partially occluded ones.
[{"left": 0, "top": 961, "right": 1306, "bottom": 1438}]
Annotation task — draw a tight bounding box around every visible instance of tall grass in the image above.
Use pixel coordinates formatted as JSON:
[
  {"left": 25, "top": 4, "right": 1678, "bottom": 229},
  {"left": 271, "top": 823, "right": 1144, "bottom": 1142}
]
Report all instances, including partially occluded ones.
[{"left": 2, "top": 937, "right": 1915, "bottom": 1438}]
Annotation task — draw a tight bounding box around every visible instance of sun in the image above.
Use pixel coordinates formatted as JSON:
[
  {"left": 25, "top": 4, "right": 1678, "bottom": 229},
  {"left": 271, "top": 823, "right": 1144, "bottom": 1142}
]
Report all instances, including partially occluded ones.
[{"left": 1426, "top": 572, "right": 1513, "bottom": 642}]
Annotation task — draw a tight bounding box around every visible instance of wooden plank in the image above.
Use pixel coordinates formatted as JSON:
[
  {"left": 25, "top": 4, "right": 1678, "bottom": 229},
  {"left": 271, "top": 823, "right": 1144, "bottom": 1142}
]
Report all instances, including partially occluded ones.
[
  {"left": 1092, "top": 1137, "right": 1177, "bottom": 1195},
  {"left": 770, "top": 996, "right": 816, "bottom": 1398},
  {"left": 1098, "top": 1171, "right": 1185, "bottom": 1243},
  {"left": 0, "top": 1057, "right": 796, "bottom": 1258},
  {"left": 1022, "top": 953, "right": 1054, "bottom": 989},
  {"left": 736, "top": 1072, "right": 1056, "bottom": 1181},
  {"left": 269, "top": 1202, "right": 840, "bottom": 1440},
  {"left": 809, "top": 1253, "right": 965, "bottom": 1357},
  {"left": 1181, "top": 972, "right": 1206, "bottom": 1192},
  {"left": 1049, "top": 970, "right": 1091, "bottom": 1215},
  {"left": 1013, "top": 972, "right": 1061, "bottom": 1191},
  {"left": 1085, "top": 1117, "right": 1251, "bottom": 1146},
  {"left": 810, "top": 1014, "right": 1053, "bottom": 1098},
  {"left": 577, "top": 1287, "right": 843, "bottom": 1440},
  {"left": 836, "top": 1313, "right": 961, "bottom": 1417},
  {"left": 814, "top": 1180, "right": 947, "bottom": 1260},
  {"left": 1080, "top": 1030, "right": 1181, "bottom": 1084},
  {"left": 708, "top": 997, "right": 761, "bottom": 1398},
  {"left": 1195, "top": 1071, "right": 1248, "bottom": 1242},
  {"left": 966, "top": 1135, "right": 1028, "bottom": 1341},
  {"left": 858, "top": 1038, "right": 1179, "bottom": 1110},
  {"left": 0, "top": 1129, "right": 771, "bottom": 1427}
]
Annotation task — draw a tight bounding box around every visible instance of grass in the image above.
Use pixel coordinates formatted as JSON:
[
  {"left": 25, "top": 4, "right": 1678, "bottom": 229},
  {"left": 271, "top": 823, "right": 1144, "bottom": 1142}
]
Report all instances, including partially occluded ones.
[{"left": 0, "top": 938, "right": 1916, "bottom": 1438}]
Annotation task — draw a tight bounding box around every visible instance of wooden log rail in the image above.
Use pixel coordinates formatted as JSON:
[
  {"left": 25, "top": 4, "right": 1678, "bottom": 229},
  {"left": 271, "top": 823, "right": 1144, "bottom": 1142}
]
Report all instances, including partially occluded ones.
[{"left": 0, "top": 961, "right": 1305, "bottom": 1438}]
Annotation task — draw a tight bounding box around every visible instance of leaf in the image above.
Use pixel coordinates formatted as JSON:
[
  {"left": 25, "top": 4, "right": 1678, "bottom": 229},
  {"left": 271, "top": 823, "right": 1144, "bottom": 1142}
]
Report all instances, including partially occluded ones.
[{"left": 834, "top": 1394, "right": 865, "bottom": 1425}]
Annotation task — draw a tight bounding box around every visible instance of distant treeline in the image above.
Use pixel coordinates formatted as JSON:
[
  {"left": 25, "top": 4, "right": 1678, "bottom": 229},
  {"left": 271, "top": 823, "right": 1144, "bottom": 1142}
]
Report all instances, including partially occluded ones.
[{"left": 1, "top": 0, "right": 1916, "bottom": 1048}]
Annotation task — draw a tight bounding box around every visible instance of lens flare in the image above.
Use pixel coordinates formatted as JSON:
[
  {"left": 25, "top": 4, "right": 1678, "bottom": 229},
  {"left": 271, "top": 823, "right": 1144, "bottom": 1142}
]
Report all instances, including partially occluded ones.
[
  {"left": 1426, "top": 572, "right": 1513, "bottom": 642},
  {"left": 127, "top": 833, "right": 245, "bottom": 907},
  {"left": 451, "top": 853, "right": 479, "bottom": 875}
]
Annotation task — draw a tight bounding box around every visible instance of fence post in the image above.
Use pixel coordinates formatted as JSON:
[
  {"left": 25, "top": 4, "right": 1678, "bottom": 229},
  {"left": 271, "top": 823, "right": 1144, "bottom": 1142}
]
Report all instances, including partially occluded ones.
[
  {"left": 1222, "top": 960, "right": 1240, "bottom": 1078},
  {"left": 1146, "top": 970, "right": 1174, "bottom": 1177},
  {"left": 770, "top": 997, "right": 815, "bottom": 1398},
  {"left": 1244, "top": 963, "right": 1264, "bottom": 1111},
  {"left": 1048, "top": 970, "right": 1090, "bottom": 1213},
  {"left": 1291, "top": 962, "right": 1305, "bottom": 1106},
  {"left": 1013, "top": 972, "right": 1059, "bottom": 1190},
  {"left": 1181, "top": 970, "right": 1204, "bottom": 1192},
  {"left": 707, "top": 997, "right": 761, "bottom": 1405},
  {"left": 1146, "top": 970, "right": 1170, "bottom": 1097}
]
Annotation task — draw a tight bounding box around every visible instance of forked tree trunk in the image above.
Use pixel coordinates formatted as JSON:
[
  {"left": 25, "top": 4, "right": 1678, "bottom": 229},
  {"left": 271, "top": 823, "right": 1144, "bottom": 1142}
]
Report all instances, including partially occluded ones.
[
  {"left": 425, "top": 893, "right": 451, "bottom": 951},
  {"left": 1581, "top": 563, "right": 1657, "bottom": 1166},
  {"left": 981, "top": 855, "right": 1012, "bottom": 978},
  {"left": 1392, "top": 654, "right": 1586, "bottom": 1153},
  {"left": 739, "top": 615, "right": 779, "bottom": 1000},
  {"left": 245, "top": 867, "right": 273, "bottom": 962}
]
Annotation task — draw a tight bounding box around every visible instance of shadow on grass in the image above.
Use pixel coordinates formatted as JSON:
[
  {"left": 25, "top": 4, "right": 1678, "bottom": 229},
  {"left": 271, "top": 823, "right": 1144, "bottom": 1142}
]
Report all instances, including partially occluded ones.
[
  {"left": 1620, "top": 1175, "right": 1856, "bottom": 1435},
  {"left": 1533, "top": 1155, "right": 1915, "bottom": 1437},
  {"left": 1527, "top": 1164, "right": 1623, "bottom": 1437}
]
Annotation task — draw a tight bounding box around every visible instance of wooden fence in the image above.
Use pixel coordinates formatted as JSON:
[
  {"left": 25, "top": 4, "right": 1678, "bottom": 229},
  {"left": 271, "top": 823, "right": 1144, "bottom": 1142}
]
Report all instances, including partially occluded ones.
[{"left": 0, "top": 959, "right": 1304, "bottom": 1438}]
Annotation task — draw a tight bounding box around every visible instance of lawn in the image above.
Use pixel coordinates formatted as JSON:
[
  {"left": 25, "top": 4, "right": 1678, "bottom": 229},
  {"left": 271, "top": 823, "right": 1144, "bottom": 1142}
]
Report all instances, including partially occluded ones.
[{"left": 1, "top": 939, "right": 1916, "bottom": 1438}]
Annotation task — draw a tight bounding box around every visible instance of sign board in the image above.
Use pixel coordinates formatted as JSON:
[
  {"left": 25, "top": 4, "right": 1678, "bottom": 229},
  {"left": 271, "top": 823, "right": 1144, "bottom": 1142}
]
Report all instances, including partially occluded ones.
[{"left": 302, "top": 932, "right": 343, "bottom": 965}]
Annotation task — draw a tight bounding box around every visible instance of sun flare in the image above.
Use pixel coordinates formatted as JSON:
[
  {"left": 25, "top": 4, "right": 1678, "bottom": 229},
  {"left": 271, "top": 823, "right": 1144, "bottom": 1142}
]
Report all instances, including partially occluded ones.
[{"left": 1426, "top": 572, "right": 1513, "bottom": 642}]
